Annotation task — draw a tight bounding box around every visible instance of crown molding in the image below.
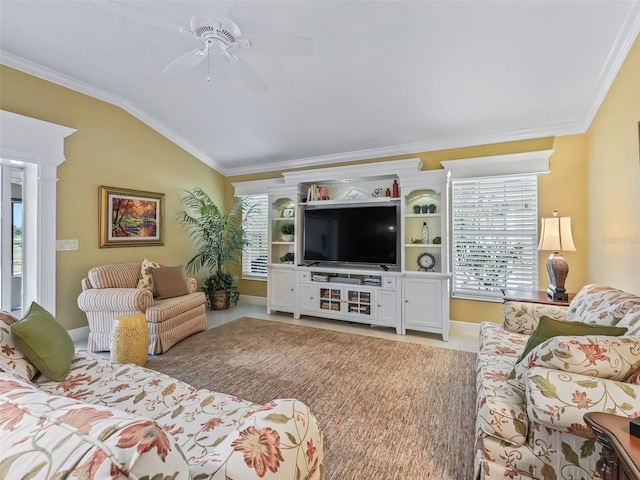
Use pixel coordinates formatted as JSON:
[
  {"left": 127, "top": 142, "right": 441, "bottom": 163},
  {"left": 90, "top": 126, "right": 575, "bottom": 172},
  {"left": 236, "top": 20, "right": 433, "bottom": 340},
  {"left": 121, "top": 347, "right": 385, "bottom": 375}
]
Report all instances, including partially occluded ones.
[
  {"left": 224, "top": 122, "right": 575, "bottom": 176},
  {"left": 573, "top": 1, "right": 640, "bottom": 132},
  {"left": 0, "top": 51, "right": 225, "bottom": 174}
]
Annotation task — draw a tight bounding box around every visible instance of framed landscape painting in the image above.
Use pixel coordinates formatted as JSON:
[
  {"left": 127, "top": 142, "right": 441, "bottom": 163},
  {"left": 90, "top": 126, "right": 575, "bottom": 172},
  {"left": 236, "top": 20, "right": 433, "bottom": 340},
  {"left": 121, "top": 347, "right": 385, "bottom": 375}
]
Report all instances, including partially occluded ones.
[{"left": 99, "top": 186, "right": 164, "bottom": 248}]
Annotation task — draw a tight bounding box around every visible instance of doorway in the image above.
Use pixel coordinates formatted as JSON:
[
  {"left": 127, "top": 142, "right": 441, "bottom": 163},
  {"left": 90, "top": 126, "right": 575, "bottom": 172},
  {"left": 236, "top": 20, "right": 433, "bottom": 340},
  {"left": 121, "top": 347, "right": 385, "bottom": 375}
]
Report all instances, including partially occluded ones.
[{"left": 1, "top": 165, "right": 24, "bottom": 316}]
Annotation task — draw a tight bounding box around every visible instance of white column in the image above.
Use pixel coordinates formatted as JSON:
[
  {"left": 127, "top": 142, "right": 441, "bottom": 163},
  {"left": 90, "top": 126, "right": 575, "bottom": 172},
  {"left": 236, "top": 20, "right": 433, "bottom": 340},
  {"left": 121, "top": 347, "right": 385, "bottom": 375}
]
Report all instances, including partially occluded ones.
[{"left": 0, "top": 110, "right": 76, "bottom": 315}]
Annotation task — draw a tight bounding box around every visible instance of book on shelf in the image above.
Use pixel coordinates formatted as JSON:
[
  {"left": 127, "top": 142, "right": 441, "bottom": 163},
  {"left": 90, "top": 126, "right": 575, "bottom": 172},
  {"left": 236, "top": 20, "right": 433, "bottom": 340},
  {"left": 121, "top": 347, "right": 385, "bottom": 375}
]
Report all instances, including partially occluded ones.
[{"left": 306, "top": 184, "right": 327, "bottom": 202}]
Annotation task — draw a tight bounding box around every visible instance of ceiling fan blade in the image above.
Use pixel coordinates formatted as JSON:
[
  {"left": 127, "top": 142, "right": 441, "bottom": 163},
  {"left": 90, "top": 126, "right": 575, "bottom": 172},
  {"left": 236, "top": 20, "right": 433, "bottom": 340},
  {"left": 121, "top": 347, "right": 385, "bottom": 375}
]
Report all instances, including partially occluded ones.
[
  {"left": 161, "top": 49, "right": 207, "bottom": 76},
  {"left": 93, "top": 0, "right": 181, "bottom": 33},
  {"left": 242, "top": 33, "right": 314, "bottom": 56},
  {"left": 226, "top": 55, "right": 269, "bottom": 93}
]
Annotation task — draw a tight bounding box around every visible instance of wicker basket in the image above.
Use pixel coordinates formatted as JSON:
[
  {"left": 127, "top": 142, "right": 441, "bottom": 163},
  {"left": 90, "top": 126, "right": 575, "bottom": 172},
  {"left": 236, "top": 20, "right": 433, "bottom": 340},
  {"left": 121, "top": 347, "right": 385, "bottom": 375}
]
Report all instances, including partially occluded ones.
[{"left": 210, "top": 290, "right": 230, "bottom": 310}]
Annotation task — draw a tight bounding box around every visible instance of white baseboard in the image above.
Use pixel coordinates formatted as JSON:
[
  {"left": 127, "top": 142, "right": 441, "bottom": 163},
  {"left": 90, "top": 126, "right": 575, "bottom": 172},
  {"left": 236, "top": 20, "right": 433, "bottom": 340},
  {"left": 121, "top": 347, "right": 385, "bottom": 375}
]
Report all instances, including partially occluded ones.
[
  {"left": 239, "top": 295, "right": 268, "bottom": 306},
  {"left": 68, "top": 325, "right": 90, "bottom": 342}
]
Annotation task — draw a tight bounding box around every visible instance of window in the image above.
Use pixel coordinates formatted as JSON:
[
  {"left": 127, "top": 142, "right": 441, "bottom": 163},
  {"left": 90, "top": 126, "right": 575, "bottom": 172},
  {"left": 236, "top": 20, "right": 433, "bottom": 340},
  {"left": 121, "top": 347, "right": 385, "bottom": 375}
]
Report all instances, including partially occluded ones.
[
  {"left": 451, "top": 175, "right": 538, "bottom": 300},
  {"left": 242, "top": 194, "right": 269, "bottom": 279}
]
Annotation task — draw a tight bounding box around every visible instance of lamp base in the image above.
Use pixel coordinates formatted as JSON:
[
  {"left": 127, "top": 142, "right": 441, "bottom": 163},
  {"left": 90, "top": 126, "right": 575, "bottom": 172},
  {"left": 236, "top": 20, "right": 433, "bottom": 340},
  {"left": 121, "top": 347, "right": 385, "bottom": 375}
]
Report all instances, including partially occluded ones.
[
  {"left": 545, "top": 252, "right": 569, "bottom": 301},
  {"left": 547, "top": 285, "right": 568, "bottom": 301}
]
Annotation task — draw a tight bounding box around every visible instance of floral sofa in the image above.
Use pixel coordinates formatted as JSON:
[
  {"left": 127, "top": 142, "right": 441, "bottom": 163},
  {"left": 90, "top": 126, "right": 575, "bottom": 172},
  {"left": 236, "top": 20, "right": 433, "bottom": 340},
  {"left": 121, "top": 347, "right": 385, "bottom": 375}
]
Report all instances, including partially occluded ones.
[
  {"left": 475, "top": 284, "right": 640, "bottom": 480},
  {"left": 0, "top": 313, "right": 324, "bottom": 479}
]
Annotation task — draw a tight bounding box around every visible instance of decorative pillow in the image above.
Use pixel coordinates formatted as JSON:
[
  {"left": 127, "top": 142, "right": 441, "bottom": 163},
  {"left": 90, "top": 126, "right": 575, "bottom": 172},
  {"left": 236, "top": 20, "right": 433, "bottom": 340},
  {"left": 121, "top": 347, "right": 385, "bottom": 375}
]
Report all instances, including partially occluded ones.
[
  {"left": 0, "top": 310, "right": 18, "bottom": 325},
  {"left": 11, "top": 302, "right": 74, "bottom": 381},
  {"left": 617, "top": 304, "right": 640, "bottom": 336},
  {"left": 151, "top": 266, "right": 190, "bottom": 299},
  {"left": 626, "top": 364, "right": 640, "bottom": 385},
  {"left": 513, "top": 336, "right": 640, "bottom": 386},
  {"left": 137, "top": 258, "right": 164, "bottom": 293},
  {"left": 567, "top": 284, "right": 640, "bottom": 325},
  {"left": 514, "top": 316, "right": 627, "bottom": 364},
  {"left": 0, "top": 311, "right": 38, "bottom": 381},
  {"left": 0, "top": 360, "right": 34, "bottom": 382}
]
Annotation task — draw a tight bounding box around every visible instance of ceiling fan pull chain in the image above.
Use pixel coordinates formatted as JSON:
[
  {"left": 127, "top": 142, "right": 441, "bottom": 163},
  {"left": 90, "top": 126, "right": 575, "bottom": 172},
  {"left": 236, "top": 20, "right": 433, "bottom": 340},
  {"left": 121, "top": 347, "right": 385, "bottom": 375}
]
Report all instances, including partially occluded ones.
[{"left": 207, "top": 50, "right": 211, "bottom": 82}]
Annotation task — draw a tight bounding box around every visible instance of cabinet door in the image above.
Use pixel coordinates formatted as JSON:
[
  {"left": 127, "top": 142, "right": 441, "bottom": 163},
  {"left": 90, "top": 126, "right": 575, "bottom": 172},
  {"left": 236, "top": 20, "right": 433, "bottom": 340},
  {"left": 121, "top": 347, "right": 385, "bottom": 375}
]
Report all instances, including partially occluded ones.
[
  {"left": 403, "top": 277, "right": 442, "bottom": 329},
  {"left": 376, "top": 289, "right": 397, "bottom": 327},
  {"left": 267, "top": 268, "right": 296, "bottom": 314},
  {"left": 345, "top": 288, "right": 374, "bottom": 319},
  {"left": 318, "top": 286, "right": 344, "bottom": 313},
  {"left": 298, "top": 283, "right": 316, "bottom": 314}
]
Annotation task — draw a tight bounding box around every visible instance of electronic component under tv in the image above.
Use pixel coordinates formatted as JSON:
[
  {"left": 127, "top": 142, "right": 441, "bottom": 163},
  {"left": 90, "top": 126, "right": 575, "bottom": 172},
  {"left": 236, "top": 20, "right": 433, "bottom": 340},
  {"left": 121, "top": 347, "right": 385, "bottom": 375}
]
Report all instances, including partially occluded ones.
[{"left": 302, "top": 203, "right": 399, "bottom": 268}]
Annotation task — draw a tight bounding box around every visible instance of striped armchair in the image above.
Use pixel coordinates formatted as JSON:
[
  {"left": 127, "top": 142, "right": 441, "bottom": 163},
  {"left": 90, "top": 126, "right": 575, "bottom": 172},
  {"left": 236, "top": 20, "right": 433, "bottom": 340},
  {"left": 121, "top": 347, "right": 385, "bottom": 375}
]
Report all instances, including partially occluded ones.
[{"left": 77, "top": 261, "right": 207, "bottom": 354}]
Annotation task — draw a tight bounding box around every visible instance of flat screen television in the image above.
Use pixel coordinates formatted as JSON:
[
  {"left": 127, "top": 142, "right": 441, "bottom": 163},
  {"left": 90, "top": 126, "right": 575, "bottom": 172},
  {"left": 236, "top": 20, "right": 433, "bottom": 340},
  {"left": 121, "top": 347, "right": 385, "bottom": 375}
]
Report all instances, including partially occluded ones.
[{"left": 302, "top": 203, "right": 400, "bottom": 269}]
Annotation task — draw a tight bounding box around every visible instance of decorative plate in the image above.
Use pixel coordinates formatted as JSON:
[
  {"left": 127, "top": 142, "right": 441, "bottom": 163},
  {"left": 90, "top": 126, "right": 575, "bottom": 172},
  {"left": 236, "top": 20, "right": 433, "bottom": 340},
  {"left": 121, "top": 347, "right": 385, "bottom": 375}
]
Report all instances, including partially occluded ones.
[
  {"left": 371, "top": 188, "right": 385, "bottom": 198},
  {"left": 417, "top": 252, "right": 436, "bottom": 271}
]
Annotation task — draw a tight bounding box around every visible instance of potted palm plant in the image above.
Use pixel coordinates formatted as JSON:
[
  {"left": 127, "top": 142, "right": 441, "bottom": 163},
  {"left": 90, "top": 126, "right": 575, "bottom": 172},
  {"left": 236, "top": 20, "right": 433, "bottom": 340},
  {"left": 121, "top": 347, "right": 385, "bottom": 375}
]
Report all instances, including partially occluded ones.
[{"left": 177, "top": 187, "right": 251, "bottom": 310}]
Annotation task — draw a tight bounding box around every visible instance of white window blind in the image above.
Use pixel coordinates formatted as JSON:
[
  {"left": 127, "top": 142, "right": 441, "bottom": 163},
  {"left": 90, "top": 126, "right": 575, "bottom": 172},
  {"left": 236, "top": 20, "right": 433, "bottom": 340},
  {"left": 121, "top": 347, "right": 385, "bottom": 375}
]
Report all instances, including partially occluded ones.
[
  {"left": 451, "top": 175, "right": 538, "bottom": 300},
  {"left": 242, "top": 194, "right": 268, "bottom": 278}
]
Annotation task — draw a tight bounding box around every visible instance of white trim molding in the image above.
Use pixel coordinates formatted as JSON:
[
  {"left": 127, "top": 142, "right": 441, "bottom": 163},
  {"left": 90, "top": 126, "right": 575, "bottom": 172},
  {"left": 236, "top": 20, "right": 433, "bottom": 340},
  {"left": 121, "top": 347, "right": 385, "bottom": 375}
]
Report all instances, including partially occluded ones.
[
  {"left": 441, "top": 150, "right": 553, "bottom": 179},
  {"left": 0, "top": 110, "right": 76, "bottom": 315}
]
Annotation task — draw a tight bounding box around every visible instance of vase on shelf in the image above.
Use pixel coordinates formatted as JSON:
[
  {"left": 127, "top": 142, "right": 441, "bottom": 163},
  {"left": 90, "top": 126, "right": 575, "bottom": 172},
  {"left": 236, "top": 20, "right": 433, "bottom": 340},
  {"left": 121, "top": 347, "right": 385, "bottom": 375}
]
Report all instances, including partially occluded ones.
[
  {"left": 281, "top": 234, "right": 294, "bottom": 242},
  {"left": 413, "top": 205, "right": 421, "bottom": 214},
  {"left": 421, "top": 222, "right": 430, "bottom": 244}
]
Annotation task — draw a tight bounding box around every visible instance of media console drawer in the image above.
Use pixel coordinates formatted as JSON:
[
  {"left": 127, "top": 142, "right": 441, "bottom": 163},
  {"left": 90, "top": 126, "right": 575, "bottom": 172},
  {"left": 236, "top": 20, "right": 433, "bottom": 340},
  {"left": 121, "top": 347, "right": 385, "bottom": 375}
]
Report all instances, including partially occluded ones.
[
  {"left": 299, "top": 271, "right": 311, "bottom": 282},
  {"left": 383, "top": 276, "right": 396, "bottom": 288}
]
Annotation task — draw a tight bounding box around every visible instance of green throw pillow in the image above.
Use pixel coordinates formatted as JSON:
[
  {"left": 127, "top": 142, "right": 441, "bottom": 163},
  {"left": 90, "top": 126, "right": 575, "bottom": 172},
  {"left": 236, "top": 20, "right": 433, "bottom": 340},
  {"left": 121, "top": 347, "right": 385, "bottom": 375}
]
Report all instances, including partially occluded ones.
[
  {"left": 11, "top": 302, "right": 74, "bottom": 381},
  {"left": 515, "top": 315, "right": 628, "bottom": 365}
]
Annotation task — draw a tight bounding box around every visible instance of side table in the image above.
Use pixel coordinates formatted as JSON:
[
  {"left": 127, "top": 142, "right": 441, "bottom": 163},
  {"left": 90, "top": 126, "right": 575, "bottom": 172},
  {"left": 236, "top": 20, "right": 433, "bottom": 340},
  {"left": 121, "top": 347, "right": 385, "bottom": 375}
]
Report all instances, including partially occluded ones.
[
  {"left": 502, "top": 289, "right": 575, "bottom": 307},
  {"left": 584, "top": 412, "right": 640, "bottom": 480}
]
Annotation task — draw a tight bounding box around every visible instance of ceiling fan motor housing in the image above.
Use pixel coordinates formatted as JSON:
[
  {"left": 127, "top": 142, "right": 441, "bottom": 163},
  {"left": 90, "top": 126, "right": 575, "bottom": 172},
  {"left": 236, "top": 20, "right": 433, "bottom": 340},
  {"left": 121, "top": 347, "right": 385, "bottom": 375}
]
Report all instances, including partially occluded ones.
[{"left": 191, "top": 15, "right": 242, "bottom": 50}]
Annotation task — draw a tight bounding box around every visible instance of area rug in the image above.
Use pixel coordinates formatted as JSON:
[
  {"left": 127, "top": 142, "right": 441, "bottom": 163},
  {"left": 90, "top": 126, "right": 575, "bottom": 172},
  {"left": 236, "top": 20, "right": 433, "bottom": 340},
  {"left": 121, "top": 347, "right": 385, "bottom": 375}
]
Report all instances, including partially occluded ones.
[{"left": 146, "top": 317, "right": 477, "bottom": 480}]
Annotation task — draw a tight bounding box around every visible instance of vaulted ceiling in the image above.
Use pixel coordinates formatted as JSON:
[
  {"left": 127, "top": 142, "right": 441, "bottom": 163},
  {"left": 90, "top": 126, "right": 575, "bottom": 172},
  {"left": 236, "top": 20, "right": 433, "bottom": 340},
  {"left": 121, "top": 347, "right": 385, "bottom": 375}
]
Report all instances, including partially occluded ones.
[{"left": 1, "top": 1, "right": 639, "bottom": 175}]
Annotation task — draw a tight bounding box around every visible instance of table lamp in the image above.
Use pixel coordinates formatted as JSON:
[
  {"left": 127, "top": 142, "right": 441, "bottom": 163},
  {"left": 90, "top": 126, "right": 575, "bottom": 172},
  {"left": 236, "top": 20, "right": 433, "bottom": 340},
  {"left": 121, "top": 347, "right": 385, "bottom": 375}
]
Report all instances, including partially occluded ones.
[{"left": 538, "top": 211, "right": 576, "bottom": 301}]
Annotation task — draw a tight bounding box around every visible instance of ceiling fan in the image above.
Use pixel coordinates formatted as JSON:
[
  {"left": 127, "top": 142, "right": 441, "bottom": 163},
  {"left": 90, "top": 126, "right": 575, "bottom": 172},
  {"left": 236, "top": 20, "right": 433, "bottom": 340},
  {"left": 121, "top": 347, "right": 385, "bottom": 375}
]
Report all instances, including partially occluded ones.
[{"left": 95, "top": 2, "right": 313, "bottom": 93}]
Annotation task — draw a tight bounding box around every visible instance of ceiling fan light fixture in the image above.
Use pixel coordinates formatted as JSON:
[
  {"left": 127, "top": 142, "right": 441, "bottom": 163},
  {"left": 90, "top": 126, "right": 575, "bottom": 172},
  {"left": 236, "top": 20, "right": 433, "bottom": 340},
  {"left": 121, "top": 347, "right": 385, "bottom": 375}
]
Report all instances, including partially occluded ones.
[
  {"left": 189, "top": 14, "right": 211, "bottom": 33},
  {"left": 161, "top": 12, "right": 312, "bottom": 91}
]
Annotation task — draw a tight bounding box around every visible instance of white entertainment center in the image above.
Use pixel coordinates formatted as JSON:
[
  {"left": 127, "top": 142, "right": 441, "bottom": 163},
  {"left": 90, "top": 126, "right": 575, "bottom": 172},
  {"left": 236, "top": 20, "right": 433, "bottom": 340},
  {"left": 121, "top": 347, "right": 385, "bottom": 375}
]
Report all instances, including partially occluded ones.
[{"left": 241, "top": 158, "right": 451, "bottom": 340}]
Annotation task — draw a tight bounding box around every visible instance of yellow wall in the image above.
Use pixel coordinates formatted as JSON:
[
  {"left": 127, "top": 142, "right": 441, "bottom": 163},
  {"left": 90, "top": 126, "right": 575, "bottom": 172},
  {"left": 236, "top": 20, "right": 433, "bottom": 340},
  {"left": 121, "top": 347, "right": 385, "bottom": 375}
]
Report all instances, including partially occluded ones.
[
  {"left": 0, "top": 66, "right": 226, "bottom": 330},
  {"left": 3, "top": 32, "right": 637, "bottom": 329},
  {"left": 586, "top": 34, "right": 640, "bottom": 291}
]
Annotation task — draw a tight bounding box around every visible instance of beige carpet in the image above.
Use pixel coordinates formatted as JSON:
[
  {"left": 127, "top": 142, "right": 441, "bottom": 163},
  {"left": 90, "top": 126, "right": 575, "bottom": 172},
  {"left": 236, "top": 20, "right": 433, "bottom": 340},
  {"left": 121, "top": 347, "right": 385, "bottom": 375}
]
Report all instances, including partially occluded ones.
[{"left": 146, "top": 317, "right": 477, "bottom": 480}]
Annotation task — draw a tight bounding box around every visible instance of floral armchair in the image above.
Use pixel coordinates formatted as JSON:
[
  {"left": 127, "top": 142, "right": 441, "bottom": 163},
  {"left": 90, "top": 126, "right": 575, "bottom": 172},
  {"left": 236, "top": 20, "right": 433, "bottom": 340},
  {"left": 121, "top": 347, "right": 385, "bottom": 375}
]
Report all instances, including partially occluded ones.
[{"left": 476, "top": 284, "right": 640, "bottom": 480}]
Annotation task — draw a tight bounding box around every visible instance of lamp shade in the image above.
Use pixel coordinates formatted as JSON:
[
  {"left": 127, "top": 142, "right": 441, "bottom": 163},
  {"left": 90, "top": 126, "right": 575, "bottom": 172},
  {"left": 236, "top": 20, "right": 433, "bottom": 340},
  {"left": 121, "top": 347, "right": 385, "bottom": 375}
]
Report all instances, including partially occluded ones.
[{"left": 538, "top": 214, "right": 576, "bottom": 252}]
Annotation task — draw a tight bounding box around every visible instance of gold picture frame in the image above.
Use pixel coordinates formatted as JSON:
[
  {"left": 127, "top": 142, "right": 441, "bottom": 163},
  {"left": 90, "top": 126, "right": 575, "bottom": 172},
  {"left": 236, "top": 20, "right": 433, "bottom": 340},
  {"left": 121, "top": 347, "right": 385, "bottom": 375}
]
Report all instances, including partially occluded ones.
[{"left": 99, "top": 186, "right": 164, "bottom": 248}]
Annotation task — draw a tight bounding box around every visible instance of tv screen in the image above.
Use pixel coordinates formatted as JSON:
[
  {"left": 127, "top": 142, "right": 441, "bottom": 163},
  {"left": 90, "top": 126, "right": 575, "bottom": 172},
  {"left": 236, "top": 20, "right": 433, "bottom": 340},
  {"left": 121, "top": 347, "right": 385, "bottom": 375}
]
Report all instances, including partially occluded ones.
[{"left": 303, "top": 204, "right": 399, "bottom": 267}]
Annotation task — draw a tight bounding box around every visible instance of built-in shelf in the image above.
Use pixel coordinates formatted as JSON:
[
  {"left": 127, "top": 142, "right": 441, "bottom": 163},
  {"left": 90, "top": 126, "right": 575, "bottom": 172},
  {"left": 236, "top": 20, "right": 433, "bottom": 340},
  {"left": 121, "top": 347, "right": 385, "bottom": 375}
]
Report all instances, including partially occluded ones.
[
  {"left": 263, "top": 158, "right": 450, "bottom": 341},
  {"left": 301, "top": 197, "right": 400, "bottom": 207}
]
